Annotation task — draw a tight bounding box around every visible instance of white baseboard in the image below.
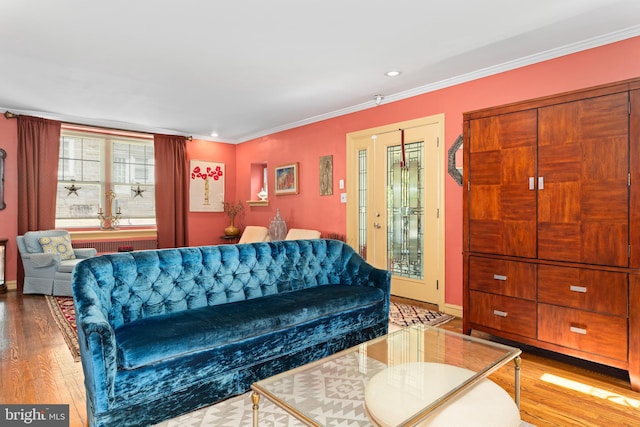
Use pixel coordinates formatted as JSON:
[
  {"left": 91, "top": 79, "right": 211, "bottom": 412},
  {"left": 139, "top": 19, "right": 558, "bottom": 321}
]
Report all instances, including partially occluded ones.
[{"left": 442, "top": 303, "right": 462, "bottom": 318}]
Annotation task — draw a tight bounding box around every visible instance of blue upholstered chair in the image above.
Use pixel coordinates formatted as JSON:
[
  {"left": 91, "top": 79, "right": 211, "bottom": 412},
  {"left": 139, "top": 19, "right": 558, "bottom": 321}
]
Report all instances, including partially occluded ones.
[{"left": 16, "top": 230, "right": 97, "bottom": 296}]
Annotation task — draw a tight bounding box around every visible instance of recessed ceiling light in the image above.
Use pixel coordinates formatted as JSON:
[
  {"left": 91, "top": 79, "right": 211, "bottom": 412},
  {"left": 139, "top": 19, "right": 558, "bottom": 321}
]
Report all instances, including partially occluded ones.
[
  {"left": 210, "top": 132, "right": 219, "bottom": 137},
  {"left": 385, "top": 70, "right": 401, "bottom": 77}
]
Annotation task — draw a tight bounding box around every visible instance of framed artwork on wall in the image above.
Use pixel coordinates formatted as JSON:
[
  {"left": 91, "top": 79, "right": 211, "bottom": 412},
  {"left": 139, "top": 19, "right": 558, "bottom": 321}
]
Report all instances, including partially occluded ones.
[
  {"left": 319, "top": 155, "right": 333, "bottom": 196},
  {"left": 274, "top": 162, "right": 299, "bottom": 195},
  {"left": 190, "top": 160, "right": 225, "bottom": 211}
]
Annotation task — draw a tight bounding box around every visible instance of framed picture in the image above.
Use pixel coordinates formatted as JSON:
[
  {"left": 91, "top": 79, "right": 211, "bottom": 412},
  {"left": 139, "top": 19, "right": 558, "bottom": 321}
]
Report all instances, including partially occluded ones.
[
  {"left": 319, "top": 155, "right": 333, "bottom": 196},
  {"left": 274, "top": 162, "right": 299, "bottom": 195},
  {"left": 189, "top": 160, "right": 225, "bottom": 211}
]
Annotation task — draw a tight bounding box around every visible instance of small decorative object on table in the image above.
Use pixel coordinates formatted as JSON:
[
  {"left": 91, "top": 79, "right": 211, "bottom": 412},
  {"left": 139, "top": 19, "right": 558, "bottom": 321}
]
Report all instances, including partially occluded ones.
[
  {"left": 268, "top": 208, "right": 287, "bottom": 241},
  {"left": 98, "top": 190, "right": 121, "bottom": 230},
  {"left": 223, "top": 200, "right": 244, "bottom": 236},
  {"left": 257, "top": 188, "right": 268, "bottom": 201}
]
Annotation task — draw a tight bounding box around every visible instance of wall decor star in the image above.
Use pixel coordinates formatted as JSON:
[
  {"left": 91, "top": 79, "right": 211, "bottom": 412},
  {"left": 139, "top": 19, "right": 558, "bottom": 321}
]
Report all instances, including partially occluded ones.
[
  {"left": 132, "top": 185, "right": 146, "bottom": 198},
  {"left": 65, "top": 181, "right": 81, "bottom": 196}
]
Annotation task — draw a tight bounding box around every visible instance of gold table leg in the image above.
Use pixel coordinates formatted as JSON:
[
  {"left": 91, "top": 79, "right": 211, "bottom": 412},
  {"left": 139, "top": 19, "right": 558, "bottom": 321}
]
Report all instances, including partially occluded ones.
[
  {"left": 514, "top": 356, "right": 521, "bottom": 409},
  {"left": 252, "top": 391, "right": 260, "bottom": 427}
]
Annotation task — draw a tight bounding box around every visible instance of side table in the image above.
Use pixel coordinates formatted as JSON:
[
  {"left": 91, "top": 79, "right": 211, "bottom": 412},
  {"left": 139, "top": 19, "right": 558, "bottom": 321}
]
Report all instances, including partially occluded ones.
[{"left": 220, "top": 235, "right": 241, "bottom": 244}]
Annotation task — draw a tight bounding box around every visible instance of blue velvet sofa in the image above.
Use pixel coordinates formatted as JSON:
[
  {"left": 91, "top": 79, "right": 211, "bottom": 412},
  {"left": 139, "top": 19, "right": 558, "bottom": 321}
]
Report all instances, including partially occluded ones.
[{"left": 72, "top": 239, "right": 391, "bottom": 427}]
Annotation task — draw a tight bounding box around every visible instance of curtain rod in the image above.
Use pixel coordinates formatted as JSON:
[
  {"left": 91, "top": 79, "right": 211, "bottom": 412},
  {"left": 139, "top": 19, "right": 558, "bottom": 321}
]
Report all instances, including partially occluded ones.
[{"left": 2, "top": 110, "right": 192, "bottom": 140}]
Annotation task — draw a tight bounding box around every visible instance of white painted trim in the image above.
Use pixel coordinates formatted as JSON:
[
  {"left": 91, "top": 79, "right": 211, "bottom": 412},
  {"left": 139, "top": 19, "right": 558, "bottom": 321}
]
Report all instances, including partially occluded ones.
[{"left": 443, "top": 303, "right": 462, "bottom": 319}]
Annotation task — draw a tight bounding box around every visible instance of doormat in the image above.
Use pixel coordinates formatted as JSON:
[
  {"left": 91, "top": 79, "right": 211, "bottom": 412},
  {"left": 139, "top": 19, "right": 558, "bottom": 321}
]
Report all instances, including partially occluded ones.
[
  {"left": 389, "top": 301, "right": 454, "bottom": 328},
  {"left": 45, "top": 295, "right": 80, "bottom": 362}
]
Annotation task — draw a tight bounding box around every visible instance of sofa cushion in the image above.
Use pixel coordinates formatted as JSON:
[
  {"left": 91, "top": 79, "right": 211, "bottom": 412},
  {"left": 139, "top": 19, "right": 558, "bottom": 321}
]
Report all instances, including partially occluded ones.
[{"left": 114, "top": 284, "right": 384, "bottom": 369}]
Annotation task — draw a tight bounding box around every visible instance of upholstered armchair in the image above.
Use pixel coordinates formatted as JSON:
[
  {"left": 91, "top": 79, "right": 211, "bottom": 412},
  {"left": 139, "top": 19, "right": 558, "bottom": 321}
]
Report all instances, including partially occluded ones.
[
  {"left": 16, "top": 230, "right": 97, "bottom": 296},
  {"left": 238, "top": 226, "right": 270, "bottom": 244},
  {"left": 285, "top": 228, "right": 321, "bottom": 240}
]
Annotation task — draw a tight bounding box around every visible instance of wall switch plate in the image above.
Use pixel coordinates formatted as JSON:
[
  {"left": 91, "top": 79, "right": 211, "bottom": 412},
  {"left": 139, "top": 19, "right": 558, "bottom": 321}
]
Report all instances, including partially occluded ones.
[
  {"left": 339, "top": 179, "right": 345, "bottom": 189},
  {"left": 340, "top": 193, "right": 347, "bottom": 203}
]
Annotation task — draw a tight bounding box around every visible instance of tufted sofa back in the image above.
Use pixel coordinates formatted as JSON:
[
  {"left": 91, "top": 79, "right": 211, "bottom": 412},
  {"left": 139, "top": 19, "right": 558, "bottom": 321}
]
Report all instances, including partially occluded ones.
[{"left": 72, "top": 239, "right": 372, "bottom": 329}]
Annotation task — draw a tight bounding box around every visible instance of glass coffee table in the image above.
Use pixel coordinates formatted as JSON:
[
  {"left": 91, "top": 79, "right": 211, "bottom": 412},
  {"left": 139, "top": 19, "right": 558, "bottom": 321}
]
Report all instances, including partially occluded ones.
[{"left": 251, "top": 325, "right": 521, "bottom": 426}]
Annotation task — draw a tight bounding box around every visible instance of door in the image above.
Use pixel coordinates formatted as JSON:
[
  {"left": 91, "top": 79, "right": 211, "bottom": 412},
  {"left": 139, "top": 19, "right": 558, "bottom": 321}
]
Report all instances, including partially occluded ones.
[
  {"left": 538, "top": 92, "right": 629, "bottom": 267},
  {"left": 346, "top": 115, "right": 444, "bottom": 306},
  {"left": 467, "top": 109, "right": 538, "bottom": 258}
]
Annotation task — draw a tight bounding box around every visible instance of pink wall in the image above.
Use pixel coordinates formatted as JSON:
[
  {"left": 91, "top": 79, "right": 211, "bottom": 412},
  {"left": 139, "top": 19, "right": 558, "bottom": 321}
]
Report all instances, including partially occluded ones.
[
  {"left": 1, "top": 36, "right": 639, "bottom": 307},
  {"left": 186, "top": 138, "right": 237, "bottom": 247},
  {"left": 237, "top": 36, "right": 640, "bottom": 307},
  {"left": 0, "top": 116, "right": 18, "bottom": 283}
]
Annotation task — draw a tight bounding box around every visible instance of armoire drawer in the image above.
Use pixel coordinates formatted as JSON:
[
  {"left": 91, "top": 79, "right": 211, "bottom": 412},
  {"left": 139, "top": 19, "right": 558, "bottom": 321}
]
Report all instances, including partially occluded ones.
[
  {"left": 469, "top": 290, "right": 536, "bottom": 338},
  {"left": 538, "top": 265, "right": 627, "bottom": 316},
  {"left": 469, "top": 256, "right": 536, "bottom": 300},
  {"left": 538, "top": 303, "right": 628, "bottom": 362}
]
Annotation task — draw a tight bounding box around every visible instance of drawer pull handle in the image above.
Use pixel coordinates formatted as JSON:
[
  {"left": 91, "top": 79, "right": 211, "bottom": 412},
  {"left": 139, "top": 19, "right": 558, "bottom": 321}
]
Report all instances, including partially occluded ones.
[
  {"left": 570, "top": 285, "right": 587, "bottom": 293},
  {"left": 570, "top": 326, "right": 587, "bottom": 335},
  {"left": 493, "top": 310, "right": 508, "bottom": 317},
  {"left": 493, "top": 274, "right": 507, "bottom": 281}
]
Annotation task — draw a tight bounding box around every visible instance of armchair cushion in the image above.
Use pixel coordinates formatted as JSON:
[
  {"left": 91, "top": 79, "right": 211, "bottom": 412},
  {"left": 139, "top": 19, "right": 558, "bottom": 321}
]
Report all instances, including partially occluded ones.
[
  {"left": 39, "top": 235, "right": 76, "bottom": 260},
  {"left": 239, "top": 226, "right": 269, "bottom": 244},
  {"left": 23, "top": 229, "right": 70, "bottom": 253}
]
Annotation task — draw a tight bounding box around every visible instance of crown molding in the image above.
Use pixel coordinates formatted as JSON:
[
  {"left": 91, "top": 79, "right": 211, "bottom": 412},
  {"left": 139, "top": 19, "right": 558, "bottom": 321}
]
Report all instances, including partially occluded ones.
[{"left": 236, "top": 25, "right": 640, "bottom": 143}]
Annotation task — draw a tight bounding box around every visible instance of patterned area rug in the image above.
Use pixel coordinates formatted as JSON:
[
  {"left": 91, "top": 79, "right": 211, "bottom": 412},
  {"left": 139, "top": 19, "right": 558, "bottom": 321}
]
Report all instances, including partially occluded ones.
[
  {"left": 45, "top": 295, "right": 80, "bottom": 361},
  {"left": 388, "top": 301, "right": 454, "bottom": 328},
  {"left": 154, "top": 354, "right": 534, "bottom": 427}
]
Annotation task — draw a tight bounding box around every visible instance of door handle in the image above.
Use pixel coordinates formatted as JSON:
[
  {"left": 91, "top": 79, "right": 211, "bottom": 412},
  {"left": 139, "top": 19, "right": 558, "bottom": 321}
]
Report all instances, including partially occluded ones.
[{"left": 373, "top": 222, "right": 382, "bottom": 229}]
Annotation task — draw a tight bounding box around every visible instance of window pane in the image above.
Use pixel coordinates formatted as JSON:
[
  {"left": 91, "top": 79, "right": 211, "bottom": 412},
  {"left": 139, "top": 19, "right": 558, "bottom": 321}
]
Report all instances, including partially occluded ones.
[
  {"left": 56, "top": 130, "right": 156, "bottom": 228},
  {"left": 56, "top": 182, "right": 101, "bottom": 223}
]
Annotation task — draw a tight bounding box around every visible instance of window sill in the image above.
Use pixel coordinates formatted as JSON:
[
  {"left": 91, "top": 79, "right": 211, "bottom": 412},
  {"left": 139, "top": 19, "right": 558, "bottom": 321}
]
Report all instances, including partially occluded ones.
[{"left": 69, "top": 229, "right": 157, "bottom": 241}]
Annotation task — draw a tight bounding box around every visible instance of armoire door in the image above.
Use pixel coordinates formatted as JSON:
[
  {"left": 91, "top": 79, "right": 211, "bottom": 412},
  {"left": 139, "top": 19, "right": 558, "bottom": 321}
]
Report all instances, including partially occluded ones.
[
  {"left": 538, "top": 92, "right": 629, "bottom": 267},
  {"left": 468, "top": 109, "right": 537, "bottom": 258}
]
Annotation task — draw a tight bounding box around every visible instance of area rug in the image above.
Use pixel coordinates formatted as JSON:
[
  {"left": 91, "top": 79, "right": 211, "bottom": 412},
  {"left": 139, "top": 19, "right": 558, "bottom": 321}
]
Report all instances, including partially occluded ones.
[
  {"left": 45, "top": 295, "right": 80, "bottom": 361},
  {"left": 154, "top": 351, "right": 535, "bottom": 427},
  {"left": 389, "top": 301, "right": 454, "bottom": 328}
]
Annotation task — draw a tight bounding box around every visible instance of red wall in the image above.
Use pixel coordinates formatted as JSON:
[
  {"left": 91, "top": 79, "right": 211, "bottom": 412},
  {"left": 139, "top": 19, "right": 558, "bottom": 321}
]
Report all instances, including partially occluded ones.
[
  {"left": 186, "top": 138, "right": 237, "bottom": 247},
  {"left": 237, "top": 36, "right": 640, "bottom": 307},
  {"left": 1, "top": 36, "right": 640, "bottom": 308},
  {"left": 0, "top": 116, "right": 18, "bottom": 284}
]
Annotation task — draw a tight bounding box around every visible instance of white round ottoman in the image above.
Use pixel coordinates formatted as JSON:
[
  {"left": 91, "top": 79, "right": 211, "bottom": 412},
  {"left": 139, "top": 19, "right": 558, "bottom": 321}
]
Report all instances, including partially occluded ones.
[{"left": 365, "top": 362, "right": 521, "bottom": 427}]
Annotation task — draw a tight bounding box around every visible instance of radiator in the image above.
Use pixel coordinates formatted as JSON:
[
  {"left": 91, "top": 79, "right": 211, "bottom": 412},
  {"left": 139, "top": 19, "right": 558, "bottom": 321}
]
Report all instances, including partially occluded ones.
[{"left": 73, "top": 238, "right": 157, "bottom": 253}]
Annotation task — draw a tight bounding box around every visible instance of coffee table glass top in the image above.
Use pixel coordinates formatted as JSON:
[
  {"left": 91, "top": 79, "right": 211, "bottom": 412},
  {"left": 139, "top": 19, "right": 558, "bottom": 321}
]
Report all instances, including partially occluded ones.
[{"left": 251, "top": 324, "right": 521, "bottom": 426}]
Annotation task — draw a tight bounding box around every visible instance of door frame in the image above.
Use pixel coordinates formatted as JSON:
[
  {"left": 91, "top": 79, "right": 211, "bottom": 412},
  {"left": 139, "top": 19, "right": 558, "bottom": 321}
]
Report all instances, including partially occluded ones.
[{"left": 346, "top": 114, "right": 445, "bottom": 308}]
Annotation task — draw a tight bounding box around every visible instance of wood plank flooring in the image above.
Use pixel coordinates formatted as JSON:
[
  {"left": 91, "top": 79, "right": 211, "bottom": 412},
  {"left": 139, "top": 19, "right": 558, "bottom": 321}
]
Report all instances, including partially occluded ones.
[{"left": 1, "top": 291, "right": 639, "bottom": 426}]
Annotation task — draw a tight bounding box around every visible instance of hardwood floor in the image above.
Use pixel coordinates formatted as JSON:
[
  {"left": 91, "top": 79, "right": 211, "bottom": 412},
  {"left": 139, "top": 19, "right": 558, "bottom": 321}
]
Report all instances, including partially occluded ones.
[{"left": 1, "top": 291, "right": 639, "bottom": 426}]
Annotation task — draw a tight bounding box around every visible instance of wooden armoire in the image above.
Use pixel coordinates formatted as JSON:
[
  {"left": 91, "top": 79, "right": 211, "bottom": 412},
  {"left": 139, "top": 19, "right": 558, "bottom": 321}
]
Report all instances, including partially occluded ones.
[{"left": 462, "top": 78, "right": 640, "bottom": 391}]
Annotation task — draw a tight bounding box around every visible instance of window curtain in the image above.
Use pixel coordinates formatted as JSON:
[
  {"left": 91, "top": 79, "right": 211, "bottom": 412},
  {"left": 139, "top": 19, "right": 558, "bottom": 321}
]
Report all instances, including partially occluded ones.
[
  {"left": 154, "top": 134, "right": 189, "bottom": 248},
  {"left": 17, "top": 115, "right": 61, "bottom": 290}
]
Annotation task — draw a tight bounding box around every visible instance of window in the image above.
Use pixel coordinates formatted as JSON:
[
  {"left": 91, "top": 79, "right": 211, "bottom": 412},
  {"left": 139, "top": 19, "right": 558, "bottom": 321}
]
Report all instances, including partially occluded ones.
[{"left": 55, "top": 127, "right": 156, "bottom": 228}]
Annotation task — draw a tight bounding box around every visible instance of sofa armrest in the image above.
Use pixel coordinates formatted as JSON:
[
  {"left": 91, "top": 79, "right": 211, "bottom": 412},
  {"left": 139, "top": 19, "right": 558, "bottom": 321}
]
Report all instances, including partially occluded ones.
[
  {"left": 28, "top": 253, "right": 59, "bottom": 268},
  {"left": 77, "top": 309, "right": 118, "bottom": 412},
  {"left": 72, "top": 261, "right": 118, "bottom": 412},
  {"left": 74, "top": 248, "right": 97, "bottom": 258},
  {"left": 340, "top": 246, "right": 392, "bottom": 314}
]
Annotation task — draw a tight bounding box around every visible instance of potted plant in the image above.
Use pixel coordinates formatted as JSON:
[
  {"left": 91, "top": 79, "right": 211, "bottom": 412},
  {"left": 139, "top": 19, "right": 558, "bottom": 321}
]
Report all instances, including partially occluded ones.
[{"left": 223, "top": 200, "right": 244, "bottom": 236}]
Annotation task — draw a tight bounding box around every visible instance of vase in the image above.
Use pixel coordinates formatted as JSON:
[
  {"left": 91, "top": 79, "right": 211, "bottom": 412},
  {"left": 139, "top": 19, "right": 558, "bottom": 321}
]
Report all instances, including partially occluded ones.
[
  {"left": 268, "top": 208, "right": 287, "bottom": 241},
  {"left": 224, "top": 215, "right": 240, "bottom": 236}
]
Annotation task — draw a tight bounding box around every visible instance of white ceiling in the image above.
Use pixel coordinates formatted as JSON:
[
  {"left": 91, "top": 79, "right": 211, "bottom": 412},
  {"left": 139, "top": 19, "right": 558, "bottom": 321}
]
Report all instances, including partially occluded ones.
[{"left": 1, "top": 0, "right": 640, "bottom": 143}]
